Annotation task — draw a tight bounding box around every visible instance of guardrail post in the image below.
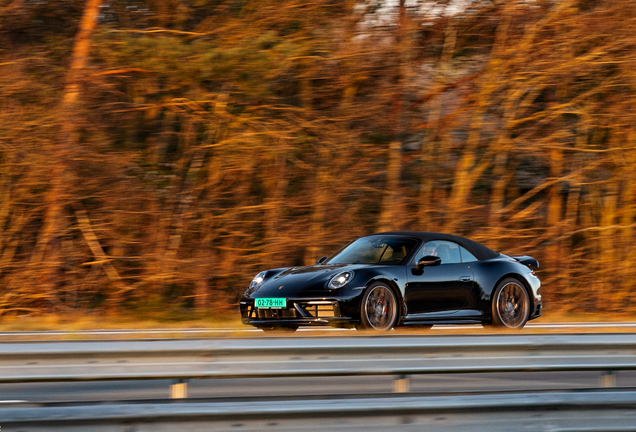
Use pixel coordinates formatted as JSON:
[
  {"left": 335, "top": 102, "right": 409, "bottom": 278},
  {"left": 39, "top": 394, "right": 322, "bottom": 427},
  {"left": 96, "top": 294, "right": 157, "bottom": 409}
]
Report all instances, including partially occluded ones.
[
  {"left": 394, "top": 374, "right": 410, "bottom": 393},
  {"left": 600, "top": 371, "right": 616, "bottom": 388},
  {"left": 171, "top": 379, "right": 188, "bottom": 398}
]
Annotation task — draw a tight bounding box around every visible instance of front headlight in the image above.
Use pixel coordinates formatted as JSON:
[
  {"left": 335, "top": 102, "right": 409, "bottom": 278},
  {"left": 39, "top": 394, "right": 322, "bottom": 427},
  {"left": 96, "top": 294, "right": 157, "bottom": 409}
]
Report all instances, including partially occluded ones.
[
  {"left": 328, "top": 271, "right": 354, "bottom": 289},
  {"left": 250, "top": 271, "right": 267, "bottom": 290}
]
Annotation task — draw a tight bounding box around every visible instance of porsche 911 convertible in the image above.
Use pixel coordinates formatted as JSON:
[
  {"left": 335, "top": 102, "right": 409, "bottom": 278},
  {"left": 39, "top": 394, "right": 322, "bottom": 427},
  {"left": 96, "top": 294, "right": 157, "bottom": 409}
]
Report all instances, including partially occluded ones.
[{"left": 239, "top": 231, "right": 541, "bottom": 331}]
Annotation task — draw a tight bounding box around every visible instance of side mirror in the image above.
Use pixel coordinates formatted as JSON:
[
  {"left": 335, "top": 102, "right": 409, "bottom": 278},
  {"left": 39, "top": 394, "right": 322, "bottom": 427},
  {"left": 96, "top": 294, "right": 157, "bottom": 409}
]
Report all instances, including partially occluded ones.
[
  {"left": 316, "top": 256, "right": 327, "bottom": 265},
  {"left": 416, "top": 255, "right": 442, "bottom": 271}
]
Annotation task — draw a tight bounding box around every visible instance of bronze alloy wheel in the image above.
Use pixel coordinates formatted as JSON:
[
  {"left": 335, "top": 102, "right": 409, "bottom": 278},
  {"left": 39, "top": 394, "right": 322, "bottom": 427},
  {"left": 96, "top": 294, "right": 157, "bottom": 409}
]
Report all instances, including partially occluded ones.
[
  {"left": 492, "top": 278, "right": 530, "bottom": 329},
  {"left": 359, "top": 282, "right": 398, "bottom": 331}
]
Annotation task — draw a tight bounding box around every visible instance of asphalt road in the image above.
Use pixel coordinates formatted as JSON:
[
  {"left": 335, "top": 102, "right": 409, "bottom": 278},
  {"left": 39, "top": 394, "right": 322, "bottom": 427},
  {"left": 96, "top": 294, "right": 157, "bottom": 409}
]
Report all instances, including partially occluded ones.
[{"left": 1, "top": 371, "right": 635, "bottom": 403}]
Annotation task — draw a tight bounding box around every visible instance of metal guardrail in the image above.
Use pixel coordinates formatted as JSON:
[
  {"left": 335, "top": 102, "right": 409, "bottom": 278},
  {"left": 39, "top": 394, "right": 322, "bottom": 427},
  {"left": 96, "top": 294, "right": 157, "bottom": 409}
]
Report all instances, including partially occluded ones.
[
  {"left": 1, "top": 334, "right": 636, "bottom": 384},
  {"left": 2, "top": 334, "right": 636, "bottom": 430},
  {"left": 3, "top": 390, "right": 636, "bottom": 431}
]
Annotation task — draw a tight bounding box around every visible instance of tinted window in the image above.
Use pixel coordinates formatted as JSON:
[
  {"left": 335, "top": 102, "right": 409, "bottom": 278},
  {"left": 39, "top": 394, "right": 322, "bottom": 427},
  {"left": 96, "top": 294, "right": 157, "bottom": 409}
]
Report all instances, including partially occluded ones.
[
  {"left": 411, "top": 240, "right": 461, "bottom": 265},
  {"left": 326, "top": 236, "right": 418, "bottom": 265},
  {"left": 460, "top": 246, "right": 478, "bottom": 263}
]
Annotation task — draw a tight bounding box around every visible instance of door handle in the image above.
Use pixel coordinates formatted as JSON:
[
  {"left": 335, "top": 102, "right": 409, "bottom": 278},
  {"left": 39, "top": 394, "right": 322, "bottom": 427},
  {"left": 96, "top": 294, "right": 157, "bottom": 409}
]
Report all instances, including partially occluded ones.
[{"left": 459, "top": 276, "right": 472, "bottom": 282}]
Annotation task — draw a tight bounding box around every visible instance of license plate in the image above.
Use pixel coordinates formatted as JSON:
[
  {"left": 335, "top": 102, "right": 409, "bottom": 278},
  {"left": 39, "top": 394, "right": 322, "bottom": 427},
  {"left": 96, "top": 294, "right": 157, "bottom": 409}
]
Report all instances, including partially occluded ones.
[{"left": 255, "top": 298, "right": 286, "bottom": 308}]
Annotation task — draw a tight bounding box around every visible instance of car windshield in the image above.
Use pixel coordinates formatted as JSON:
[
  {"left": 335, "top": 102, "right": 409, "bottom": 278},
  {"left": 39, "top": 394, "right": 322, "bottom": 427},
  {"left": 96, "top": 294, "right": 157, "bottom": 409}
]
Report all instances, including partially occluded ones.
[{"left": 325, "top": 236, "right": 419, "bottom": 265}]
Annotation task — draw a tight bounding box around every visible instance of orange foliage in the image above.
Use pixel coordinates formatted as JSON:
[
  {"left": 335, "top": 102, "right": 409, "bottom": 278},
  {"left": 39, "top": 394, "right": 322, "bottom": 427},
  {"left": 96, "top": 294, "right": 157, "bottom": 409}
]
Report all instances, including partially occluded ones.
[{"left": 0, "top": 0, "right": 635, "bottom": 316}]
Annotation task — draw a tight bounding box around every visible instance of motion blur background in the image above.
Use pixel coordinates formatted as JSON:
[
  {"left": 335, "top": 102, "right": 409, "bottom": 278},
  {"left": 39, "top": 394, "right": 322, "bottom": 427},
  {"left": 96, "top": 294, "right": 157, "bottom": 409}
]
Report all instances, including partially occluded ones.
[{"left": 0, "top": 0, "right": 634, "bottom": 320}]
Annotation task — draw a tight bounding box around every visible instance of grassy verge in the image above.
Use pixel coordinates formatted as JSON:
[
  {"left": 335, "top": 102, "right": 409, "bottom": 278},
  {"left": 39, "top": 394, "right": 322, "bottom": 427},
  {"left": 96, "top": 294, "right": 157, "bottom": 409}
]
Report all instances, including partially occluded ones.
[{"left": 0, "top": 310, "right": 244, "bottom": 332}]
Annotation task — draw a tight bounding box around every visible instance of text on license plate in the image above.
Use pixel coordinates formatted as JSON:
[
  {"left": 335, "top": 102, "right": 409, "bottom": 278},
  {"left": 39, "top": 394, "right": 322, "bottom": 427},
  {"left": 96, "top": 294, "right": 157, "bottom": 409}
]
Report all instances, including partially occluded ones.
[{"left": 255, "top": 298, "right": 286, "bottom": 308}]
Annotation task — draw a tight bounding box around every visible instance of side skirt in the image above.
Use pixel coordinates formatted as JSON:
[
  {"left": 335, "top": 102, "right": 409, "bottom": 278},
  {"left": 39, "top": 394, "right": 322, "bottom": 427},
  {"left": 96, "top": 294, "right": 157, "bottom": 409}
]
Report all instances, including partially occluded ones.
[
  {"left": 400, "top": 319, "right": 484, "bottom": 326},
  {"left": 401, "top": 309, "right": 486, "bottom": 326}
]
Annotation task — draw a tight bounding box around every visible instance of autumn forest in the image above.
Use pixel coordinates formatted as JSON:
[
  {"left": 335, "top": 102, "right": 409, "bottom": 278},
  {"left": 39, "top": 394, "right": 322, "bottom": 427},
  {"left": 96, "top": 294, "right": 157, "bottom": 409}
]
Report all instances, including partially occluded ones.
[{"left": 1, "top": 0, "right": 635, "bottom": 318}]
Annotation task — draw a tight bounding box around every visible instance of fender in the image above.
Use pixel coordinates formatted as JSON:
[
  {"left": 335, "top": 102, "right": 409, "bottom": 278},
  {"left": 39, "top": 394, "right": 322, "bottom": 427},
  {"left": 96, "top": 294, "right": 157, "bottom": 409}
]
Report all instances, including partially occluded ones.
[{"left": 512, "top": 255, "right": 539, "bottom": 269}]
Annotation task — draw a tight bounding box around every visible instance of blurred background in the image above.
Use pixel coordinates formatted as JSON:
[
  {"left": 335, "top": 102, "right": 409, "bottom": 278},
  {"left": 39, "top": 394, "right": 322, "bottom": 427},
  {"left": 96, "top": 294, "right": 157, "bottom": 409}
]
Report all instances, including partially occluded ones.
[{"left": 0, "top": 0, "right": 634, "bottom": 320}]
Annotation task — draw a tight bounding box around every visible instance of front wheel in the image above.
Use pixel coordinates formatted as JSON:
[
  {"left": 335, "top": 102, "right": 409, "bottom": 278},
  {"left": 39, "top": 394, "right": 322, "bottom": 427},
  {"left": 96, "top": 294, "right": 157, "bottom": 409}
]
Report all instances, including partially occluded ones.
[
  {"left": 357, "top": 282, "right": 399, "bottom": 331},
  {"left": 491, "top": 278, "right": 530, "bottom": 329}
]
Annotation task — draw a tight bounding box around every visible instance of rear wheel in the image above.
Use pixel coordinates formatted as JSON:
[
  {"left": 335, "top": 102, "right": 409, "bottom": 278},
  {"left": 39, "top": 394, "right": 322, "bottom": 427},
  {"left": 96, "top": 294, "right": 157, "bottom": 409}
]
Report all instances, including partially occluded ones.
[
  {"left": 357, "top": 282, "right": 399, "bottom": 331},
  {"left": 491, "top": 278, "right": 530, "bottom": 329}
]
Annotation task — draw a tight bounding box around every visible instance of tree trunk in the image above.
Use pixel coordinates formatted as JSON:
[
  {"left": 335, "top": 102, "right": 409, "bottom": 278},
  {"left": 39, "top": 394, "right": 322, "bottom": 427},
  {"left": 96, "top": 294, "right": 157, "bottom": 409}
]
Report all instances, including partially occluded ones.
[
  {"left": 561, "top": 180, "right": 580, "bottom": 311},
  {"left": 305, "top": 147, "right": 329, "bottom": 265},
  {"left": 487, "top": 151, "right": 509, "bottom": 250},
  {"left": 377, "top": 0, "right": 406, "bottom": 232},
  {"left": 263, "top": 149, "right": 288, "bottom": 268},
  {"left": 378, "top": 140, "right": 402, "bottom": 232},
  {"left": 445, "top": 6, "right": 511, "bottom": 233},
  {"left": 419, "top": 19, "right": 456, "bottom": 231},
  {"left": 620, "top": 130, "right": 636, "bottom": 309},
  {"left": 545, "top": 147, "right": 563, "bottom": 276},
  {"left": 31, "top": 0, "right": 103, "bottom": 305}
]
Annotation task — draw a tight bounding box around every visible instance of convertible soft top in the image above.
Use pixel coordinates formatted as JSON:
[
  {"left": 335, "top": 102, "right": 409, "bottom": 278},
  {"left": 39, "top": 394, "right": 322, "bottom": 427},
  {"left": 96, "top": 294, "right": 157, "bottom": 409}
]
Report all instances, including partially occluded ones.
[{"left": 372, "top": 231, "right": 500, "bottom": 261}]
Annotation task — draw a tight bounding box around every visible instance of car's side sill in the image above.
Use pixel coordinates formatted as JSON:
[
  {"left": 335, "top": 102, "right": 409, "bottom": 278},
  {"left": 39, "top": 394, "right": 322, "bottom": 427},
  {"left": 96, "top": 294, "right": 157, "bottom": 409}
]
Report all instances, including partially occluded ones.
[
  {"left": 404, "top": 309, "right": 483, "bottom": 320},
  {"left": 400, "top": 319, "right": 484, "bottom": 326}
]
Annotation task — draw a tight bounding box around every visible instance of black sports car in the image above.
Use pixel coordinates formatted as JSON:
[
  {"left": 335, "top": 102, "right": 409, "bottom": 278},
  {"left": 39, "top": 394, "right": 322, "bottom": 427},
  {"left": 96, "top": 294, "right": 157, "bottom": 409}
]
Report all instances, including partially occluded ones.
[{"left": 240, "top": 231, "right": 542, "bottom": 331}]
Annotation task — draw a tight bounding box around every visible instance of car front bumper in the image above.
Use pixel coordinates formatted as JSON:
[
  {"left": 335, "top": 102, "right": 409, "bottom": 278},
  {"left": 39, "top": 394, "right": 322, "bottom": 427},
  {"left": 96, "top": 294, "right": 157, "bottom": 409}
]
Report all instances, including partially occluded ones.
[
  {"left": 525, "top": 273, "right": 542, "bottom": 321},
  {"left": 240, "top": 297, "right": 361, "bottom": 328}
]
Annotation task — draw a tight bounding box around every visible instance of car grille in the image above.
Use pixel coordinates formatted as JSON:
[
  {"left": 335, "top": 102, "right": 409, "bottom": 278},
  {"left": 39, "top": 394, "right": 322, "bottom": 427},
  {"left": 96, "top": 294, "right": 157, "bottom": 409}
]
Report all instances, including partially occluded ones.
[
  {"left": 242, "top": 301, "right": 339, "bottom": 320},
  {"left": 298, "top": 302, "right": 336, "bottom": 318},
  {"left": 242, "top": 304, "right": 300, "bottom": 319},
  {"left": 256, "top": 307, "right": 300, "bottom": 319}
]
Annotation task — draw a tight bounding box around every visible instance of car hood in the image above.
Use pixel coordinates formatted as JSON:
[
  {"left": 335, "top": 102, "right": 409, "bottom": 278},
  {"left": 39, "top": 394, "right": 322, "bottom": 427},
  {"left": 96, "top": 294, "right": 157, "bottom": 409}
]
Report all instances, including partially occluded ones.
[{"left": 251, "top": 264, "right": 369, "bottom": 297}]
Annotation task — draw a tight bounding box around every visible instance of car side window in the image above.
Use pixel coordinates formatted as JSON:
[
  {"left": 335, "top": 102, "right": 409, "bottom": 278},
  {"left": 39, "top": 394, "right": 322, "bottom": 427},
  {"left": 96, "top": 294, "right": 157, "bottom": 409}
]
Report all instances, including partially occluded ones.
[
  {"left": 460, "top": 246, "right": 478, "bottom": 263},
  {"left": 411, "top": 240, "right": 461, "bottom": 265},
  {"left": 378, "top": 243, "right": 408, "bottom": 264}
]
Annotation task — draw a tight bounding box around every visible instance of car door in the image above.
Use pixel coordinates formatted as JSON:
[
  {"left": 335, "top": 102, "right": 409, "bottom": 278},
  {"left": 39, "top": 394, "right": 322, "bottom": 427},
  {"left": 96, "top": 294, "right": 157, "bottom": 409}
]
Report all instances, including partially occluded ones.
[{"left": 404, "top": 240, "right": 474, "bottom": 315}]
